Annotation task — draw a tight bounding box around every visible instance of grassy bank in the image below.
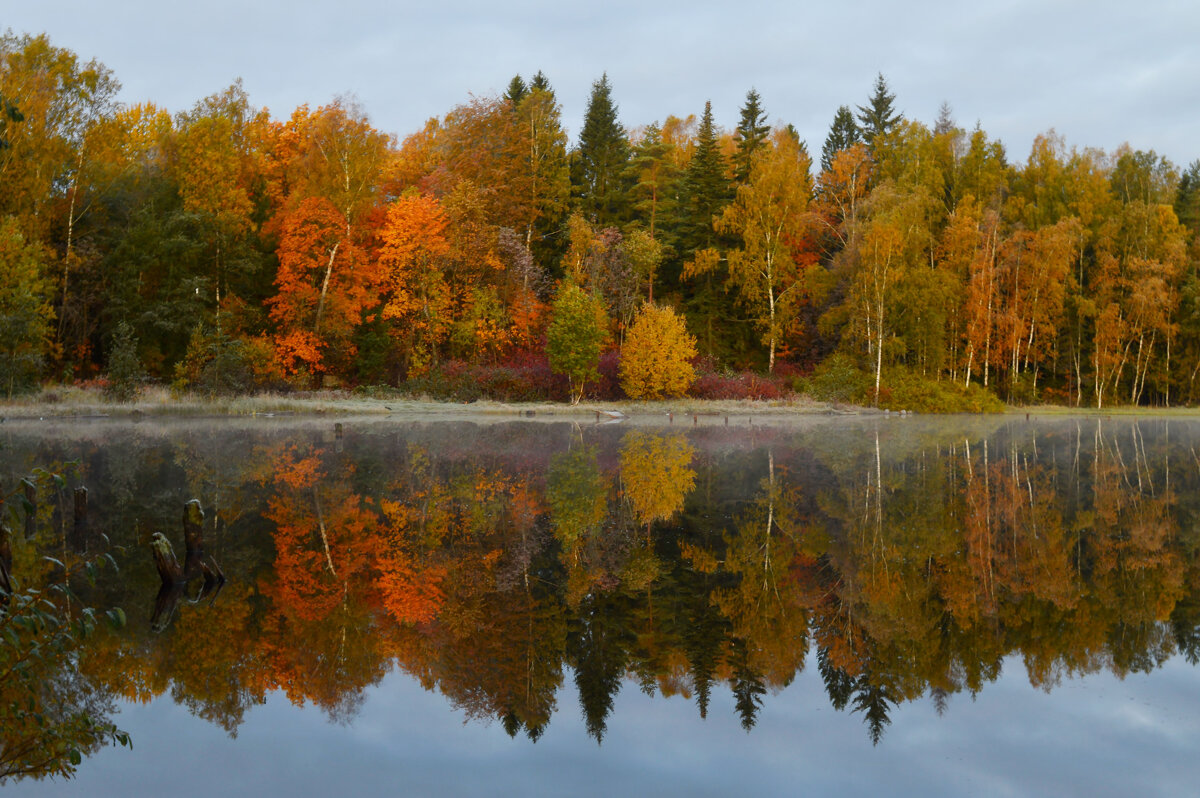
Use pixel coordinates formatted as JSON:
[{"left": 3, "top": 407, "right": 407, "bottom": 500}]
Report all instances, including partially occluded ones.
[{"left": 0, "top": 384, "right": 863, "bottom": 421}]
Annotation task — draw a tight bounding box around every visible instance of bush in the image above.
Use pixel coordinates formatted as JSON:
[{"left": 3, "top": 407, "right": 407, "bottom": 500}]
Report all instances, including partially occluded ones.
[
  {"left": 103, "top": 321, "right": 147, "bottom": 402},
  {"left": 689, "top": 367, "right": 788, "bottom": 400},
  {"left": 877, "top": 367, "right": 1005, "bottom": 413},
  {"left": 800, "top": 353, "right": 872, "bottom": 404},
  {"left": 173, "top": 326, "right": 286, "bottom": 397},
  {"left": 619, "top": 304, "right": 697, "bottom": 399},
  {"left": 400, "top": 354, "right": 570, "bottom": 403}
]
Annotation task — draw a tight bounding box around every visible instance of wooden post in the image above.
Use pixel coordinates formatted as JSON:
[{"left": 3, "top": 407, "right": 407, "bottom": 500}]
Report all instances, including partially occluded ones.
[
  {"left": 23, "top": 479, "right": 36, "bottom": 540},
  {"left": 0, "top": 523, "right": 12, "bottom": 597},
  {"left": 73, "top": 486, "right": 88, "bottom": 536}
]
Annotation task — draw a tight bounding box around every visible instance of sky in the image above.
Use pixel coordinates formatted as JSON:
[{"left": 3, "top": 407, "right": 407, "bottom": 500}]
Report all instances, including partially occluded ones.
[{"left": 4, "top": 0, "right": 1200, "bottom": 171}]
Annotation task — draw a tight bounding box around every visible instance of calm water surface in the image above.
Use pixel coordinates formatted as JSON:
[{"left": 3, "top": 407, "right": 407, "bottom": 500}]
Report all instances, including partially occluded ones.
[{"left": 3, "top": 414, "right": 1200, "bottom": 796}]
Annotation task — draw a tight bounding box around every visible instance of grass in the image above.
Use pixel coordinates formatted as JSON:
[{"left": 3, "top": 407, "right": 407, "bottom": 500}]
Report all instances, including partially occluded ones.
[{"left": 0, "top": 383, "right": 860, "bottom": 420}]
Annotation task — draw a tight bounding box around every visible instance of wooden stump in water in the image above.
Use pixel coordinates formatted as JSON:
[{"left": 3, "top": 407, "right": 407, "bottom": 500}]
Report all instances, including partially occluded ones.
[
  {"left": 148, "top": 500, "right": 227, "bottom": 632},
  {"left": 73, "top": 487, "right": 88, "bottom": 534},
  {"left": 149, "top": 532, "right": 183, "bottom": 584},
  {"left": 23, "top": 479, "right": 36, "bottom": 539},
  {"left": 0, "top": 523, "right": 12, "bottom": 597}
]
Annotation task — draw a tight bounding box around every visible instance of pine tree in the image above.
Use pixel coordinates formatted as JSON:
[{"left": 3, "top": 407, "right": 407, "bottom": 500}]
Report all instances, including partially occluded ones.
[
  {"left": 856, "top": 73, "right": 901, "bottom": 147},
  {"left": 504, "top": 74, "right": 528, "bottom": 109},
  {"left": 572, "top": 73, "right": 630, "bottom": 226},
  {"left": 680, "top": 100, "right": 731, "bottom": 254},
  {"left": 625, "top": 122, "right": 681, "bottom": 243},
  {"left": 1174, "top": 160, "right": 1200, "bottom": 237},
  {"left": 933, "top": 101, "right": 955, "bottom": 136},
  {"left": 529, "top": 70, "right": 551, "bottom": 92},
  {"left": 820, "top": 105, "right": 860, "bottom": 173},
  {"left": 732, "top": 88, "right": 770, "bottom": 184}
]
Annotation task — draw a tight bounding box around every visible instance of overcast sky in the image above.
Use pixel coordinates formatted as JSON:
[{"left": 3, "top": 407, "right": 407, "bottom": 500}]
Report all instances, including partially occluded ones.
[{"left": 5, "top": 0, "right": 1199, "bottom": 170}]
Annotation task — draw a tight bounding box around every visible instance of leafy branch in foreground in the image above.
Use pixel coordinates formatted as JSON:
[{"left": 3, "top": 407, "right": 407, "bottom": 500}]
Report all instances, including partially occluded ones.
[{"left": 0, "top": 471, "right": 131, "bottom": 784}]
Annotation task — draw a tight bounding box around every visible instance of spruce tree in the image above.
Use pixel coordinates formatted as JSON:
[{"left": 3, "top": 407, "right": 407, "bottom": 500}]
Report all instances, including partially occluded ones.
[
  {"left": 625, "top": 122, "right": 681, "bottom": 243},
  {"left": 529, "top": 70, "right": 551, "bottom": 92},
  {"left": 820, "top": 105, "right": 860, "bottom": 173},
  {"left": 504, "top": 74, "right": 528, "bottom": 109},
  {"left": 680, "top": 100, "right": 731, "bottom": 254},
  {"left": 732, "top": 88, "right": 770, "bottom": 184},
  {"left": 1174, "top": 160, "right": 1200, "bottom": 236},
  {"left": 856, "top": 73, "right": 900, "bottom": 147},
  {"left": 572, "top": 73, "right": 630, "bottom": 227}
]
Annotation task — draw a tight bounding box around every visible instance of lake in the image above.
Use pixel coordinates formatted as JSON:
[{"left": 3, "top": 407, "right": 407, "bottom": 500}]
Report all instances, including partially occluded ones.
[{"left": 2, "top": 413, "right": 1199, "bottom": 796}]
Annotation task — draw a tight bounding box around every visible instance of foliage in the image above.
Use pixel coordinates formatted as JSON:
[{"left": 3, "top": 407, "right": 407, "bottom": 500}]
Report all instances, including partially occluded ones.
[
  {"left": 0, "top": 218, "right": 53, "bottom": 397},
  {"left": 102, "top": 320, "right": 147, "bottom": 402},
  {"left": 173, "top": 325, "right": 282, "bottom": 397},
  {"left": 546, "top": 284, "right": 608, "bottom": 404},
  {"left": 0, "top": 470, "right": 129, "bottom": 783},
  {"left": 619, "top": 303, "right": 697, "bottom": 399},
  {"left": 689, "top": 367, "right": 789, "bottom": 401},
  {"left": 4, "top": 30, "right": 1200, "bottom": 410}
]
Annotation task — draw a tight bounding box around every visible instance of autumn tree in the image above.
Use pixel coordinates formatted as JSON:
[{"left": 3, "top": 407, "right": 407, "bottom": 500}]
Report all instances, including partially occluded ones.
[
  {"left": 0, "top": 218, "right": 53, "bottom": 396},
  {"left": 715, "top": 130, "right": 815, "bottom": 372},
  {"left": 378, "top": 193, "right": 452, "bottom": 376},
  {"left": 619, "top": 303, "right": 697, "bottom": 399},
  {"left": 268, "top": 197, "right": 381, "bottom": 378},
  {"left": 546, "top": 283, "right": 608, "bottom": 404}
]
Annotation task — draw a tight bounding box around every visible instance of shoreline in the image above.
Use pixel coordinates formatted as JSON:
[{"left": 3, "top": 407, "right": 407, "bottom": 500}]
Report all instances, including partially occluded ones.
[{"left": 4, "top": 387, "right": 1200, "bottom": 422}]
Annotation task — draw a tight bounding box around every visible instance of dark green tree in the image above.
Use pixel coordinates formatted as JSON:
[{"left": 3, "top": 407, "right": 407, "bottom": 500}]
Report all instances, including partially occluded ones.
[
  {"left": 572, "top": 73, "right": 630, "bottom": 227},
  {"left": 103, "top": 320, "right": 147, "bottom": 402},
  {"left": 1175, "top": 160, "right": 1200, "bottom": 237},
  {"left": 504, "top": 74, "right": 528, "bottom": 109},
  {"left": 530, "top": 70, "right": 551, "bottom": 92},
  {"left": 0, "top": 92, "right": 22, "bottom": 149},
  {"left": 732, "top": 88, "right": 770, "bottom": 184},
  {"left": 679, "top": 100, "right": 731, "bottom": 254},
  {"left": 820, "top": 105, "right": 861, "bottom": 173},
  {"left": 856, "top": 73, "right": 901, "bottom": 148},
  {"left": 624, "top": 122, "right": 682, "bottom": 244}
]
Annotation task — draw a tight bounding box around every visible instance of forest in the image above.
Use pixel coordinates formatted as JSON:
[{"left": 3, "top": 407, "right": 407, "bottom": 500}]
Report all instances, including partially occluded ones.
[{"left": 3, "top": 30, "right": 1200, "bottom": 409}]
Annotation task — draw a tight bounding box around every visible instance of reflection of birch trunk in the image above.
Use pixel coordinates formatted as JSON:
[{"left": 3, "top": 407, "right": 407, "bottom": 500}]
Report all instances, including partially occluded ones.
[
  {"left": 763, "top": 450, "right": 775, "bottom": 594},
  {"left": 313, "top": 488, "right": 338, "bottom": 578}
]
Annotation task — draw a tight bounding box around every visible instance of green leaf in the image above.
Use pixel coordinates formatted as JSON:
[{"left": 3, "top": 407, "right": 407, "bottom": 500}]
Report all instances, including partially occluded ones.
[{"left": 106, "top": 607, "right": 126, "bottom": 629}]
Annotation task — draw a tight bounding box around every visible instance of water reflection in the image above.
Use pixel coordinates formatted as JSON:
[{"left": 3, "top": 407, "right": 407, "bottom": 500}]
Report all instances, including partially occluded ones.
[{"left": 2, "top": 415, "right": 1200, "bottom": 780}]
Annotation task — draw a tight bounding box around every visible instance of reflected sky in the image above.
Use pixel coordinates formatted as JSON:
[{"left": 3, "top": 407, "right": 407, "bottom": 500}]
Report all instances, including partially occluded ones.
[{"left": 10, "top": 653, "right": 1200, "bottom": 798}]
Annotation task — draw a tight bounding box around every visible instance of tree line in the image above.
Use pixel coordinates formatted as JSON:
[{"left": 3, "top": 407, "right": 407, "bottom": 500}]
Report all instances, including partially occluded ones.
[{"left": 3, "top": 31, "right": 1199, "bottom": 406}]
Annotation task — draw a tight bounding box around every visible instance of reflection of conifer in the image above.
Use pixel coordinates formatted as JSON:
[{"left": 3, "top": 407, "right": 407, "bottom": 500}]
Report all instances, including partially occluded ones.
[
  {"left": 502, "top": 710, "right": 522, "bottom": 738},
  {"left": 930, "top": 687, "right": 949, "bottom": 717},
  {"left": 683, "top": 591, "right": 726, "bottom": 719},
  {"left": 851, "top": 674, "right": 895, "bottom": 746},
  {"left": 1170, "top": 597, "right": 1200, "bottom": 665},
  {"left": 525, "top": 722, "right": 546, "bottom": 743},
  {"left": 568, "top": 594, "right": 631, "bottom": 743},
  {"left": 729, "top": 638, "right": 766, "bottom": 731},
  {"left": 816, "top": 645, "right": 855, "bottom": 711}
]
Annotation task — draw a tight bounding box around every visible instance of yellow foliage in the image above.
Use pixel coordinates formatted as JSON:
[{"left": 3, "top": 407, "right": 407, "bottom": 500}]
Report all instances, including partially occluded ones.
[
  {"left": 619, "top": 303, "right": 697, "bottom": 399},
  {"left": 619, "top": 431, "right": 696, "bottom": 523}
]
